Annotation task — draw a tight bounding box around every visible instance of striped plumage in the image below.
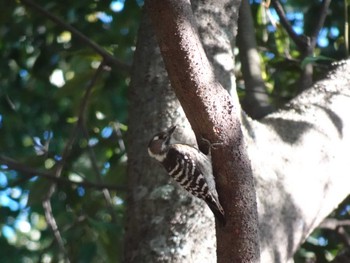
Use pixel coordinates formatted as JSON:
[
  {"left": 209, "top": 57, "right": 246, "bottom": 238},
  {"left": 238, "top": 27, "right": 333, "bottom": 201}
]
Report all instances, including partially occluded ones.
[{"left": 148, "top": 126, "right": 225, "bottom": 225}]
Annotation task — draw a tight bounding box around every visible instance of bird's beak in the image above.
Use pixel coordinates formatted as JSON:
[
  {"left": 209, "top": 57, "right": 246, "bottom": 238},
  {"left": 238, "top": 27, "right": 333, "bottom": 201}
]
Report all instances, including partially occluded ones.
[{"left": 167, "top": 125, "right": 177, "bottom": 136}]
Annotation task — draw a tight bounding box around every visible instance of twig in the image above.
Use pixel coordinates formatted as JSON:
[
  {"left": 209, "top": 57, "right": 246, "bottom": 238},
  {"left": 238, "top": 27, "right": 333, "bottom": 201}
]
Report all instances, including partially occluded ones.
[
  {"left": 113, "top": 122, "right": 126, "bottom": 152},
  {"left": 271, "top": 0, "right": 331, "bottom": 52},
  {"left": 43, "top": 199, "right": 71, "bottom": 263},
  {"left": 54, "top": 59, "right": 106, "bottom": 176},
  {"left": 39, "top": 60, "right": 108, "bottom": 261},
  {"left": 309, "top": 0, "right": 332, "bottom": 48},
  {"left": 20, "top": 0, "right": 131, "bottom": 72},
  {"left": 319, "top": 218, "right": 350, "bottom": 230},
  {"left": 270, "top": 0, "right": 332, "bottom": 91},
  {"left": 1, "top": 51, "right": 115, "bottom": 260},
  {"left": 81, "top": 123, "right": 118, "bottom": 223},
  {"left": 345, "top": 0, "right": 349, "bottom": 56},
  {"left": 0, "top": 155, "right": 124, "bottom": 191},
  {"left": 43, "top": 64, "right": 104, "bottom": 192},
  {"left": 270, "top": 0, "right": 309, "bottom": 50},
  {"left": 319, "top": 218, "right": 350, "bottom": 247},
  {"left": 338, "top": 226, "right": 350, "bottom": 247}
]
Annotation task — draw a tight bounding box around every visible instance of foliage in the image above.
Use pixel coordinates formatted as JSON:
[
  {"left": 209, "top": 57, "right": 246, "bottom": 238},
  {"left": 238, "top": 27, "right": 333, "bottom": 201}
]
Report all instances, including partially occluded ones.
[
  {"left": 0, "top": 0, "right": 141, "bottom": 262},
  {"left": 0, "top": 0, "right": 349, "bottom": 262},
  {"left": 248, "top": 0, "right": 348, "bottom": 106}
]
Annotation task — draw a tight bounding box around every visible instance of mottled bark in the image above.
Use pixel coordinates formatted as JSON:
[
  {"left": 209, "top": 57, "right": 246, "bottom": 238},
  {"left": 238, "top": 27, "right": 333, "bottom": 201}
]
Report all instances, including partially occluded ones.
[
  {"left": 146, "top": 0, "right": 260, "bottom": 262},
  {"left": 124, "top": 10, "right": 218, "bottom": 263},
  {"left": 124, "top": 0, "right": 350, "bottom": 261},
  {"left": 246, "top": 60, "right": 350, "bottom": 262}
]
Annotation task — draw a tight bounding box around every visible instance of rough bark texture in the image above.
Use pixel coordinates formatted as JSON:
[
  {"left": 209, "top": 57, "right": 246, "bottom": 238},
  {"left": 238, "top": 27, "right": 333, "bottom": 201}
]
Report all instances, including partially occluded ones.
[
  {"left": 191, "top": 0, "right": 239, "bottom": 92},
  {"left": 146, "top": 0, "right": 260, "bottom": 262},
  {"left": 124, "top": 0, "right": 350, "bottom": 262},
  {"left": 124, "top": 11, "right": 218, "bottom": 263},
  {"left": 247, "top": 60, "right": 350, "bottom": 262}
]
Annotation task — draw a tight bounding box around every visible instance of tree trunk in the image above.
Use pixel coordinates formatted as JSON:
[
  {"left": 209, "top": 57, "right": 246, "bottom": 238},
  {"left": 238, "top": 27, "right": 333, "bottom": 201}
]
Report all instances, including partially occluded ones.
[
  {"left": 145, "top": 0, "right": 260, "bottom": 262},
  {"left": 250, "top": 60, "right": 350, "bottom": 262},
  {"left": 124, "top": 0, "right": 350, "bottom": 261},
  {"left": 124, "top": 10, "right": 218, "bottom": 263}
]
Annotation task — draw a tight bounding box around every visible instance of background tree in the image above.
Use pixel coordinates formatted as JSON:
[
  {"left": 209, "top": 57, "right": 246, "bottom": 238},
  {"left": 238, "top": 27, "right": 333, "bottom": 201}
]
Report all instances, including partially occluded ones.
[{"left": 1, "top": 0, "right": 350, "bottom": 262}]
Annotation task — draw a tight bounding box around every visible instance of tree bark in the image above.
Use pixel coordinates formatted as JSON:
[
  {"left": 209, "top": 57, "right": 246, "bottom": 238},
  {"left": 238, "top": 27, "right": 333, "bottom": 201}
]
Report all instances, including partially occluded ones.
[
  {"left": 250, "top": 60, "right": 350, "bottom": 262},
  {"left": 124, "top": 10, "right": 218, "bottom": 263},
  {"left": 145, "top": 0, "right": 260, "bottom": 262},
  {"left": 124, "top": 0, "right": 350, "bottom": 261}
]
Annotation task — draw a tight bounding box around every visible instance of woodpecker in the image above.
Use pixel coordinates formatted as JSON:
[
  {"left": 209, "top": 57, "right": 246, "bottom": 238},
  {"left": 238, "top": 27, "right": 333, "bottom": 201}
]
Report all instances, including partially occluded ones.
[{"left": 148, "top": 125, "right": 225, "bottom": 225}]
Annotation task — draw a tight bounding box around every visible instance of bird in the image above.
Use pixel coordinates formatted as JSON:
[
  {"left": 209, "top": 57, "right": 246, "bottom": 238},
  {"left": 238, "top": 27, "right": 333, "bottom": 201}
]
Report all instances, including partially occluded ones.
[{"left": 148, "top": 125, "right": 225, "bottom": 225}]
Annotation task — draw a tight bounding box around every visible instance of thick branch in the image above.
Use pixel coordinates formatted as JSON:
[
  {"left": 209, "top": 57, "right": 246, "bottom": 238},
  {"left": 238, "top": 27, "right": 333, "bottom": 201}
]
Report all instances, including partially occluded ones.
[
  {"left": 251, "top": 60, "right": 350, "bottom": 262},
  {"left": 146, "top": 0, "right": 260, "bottom": 262}
]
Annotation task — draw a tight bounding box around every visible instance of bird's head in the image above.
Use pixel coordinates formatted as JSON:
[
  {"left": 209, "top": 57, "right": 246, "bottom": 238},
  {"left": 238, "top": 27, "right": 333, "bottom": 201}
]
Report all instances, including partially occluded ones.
[{"left": 148, "top": 125, "right": 176, "bottom": 161}]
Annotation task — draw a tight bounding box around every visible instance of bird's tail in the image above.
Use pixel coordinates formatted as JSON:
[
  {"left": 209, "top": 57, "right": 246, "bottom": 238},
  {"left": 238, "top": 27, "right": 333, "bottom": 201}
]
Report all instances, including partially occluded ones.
[{"left": 206, "top": 196, "right": 226, "bottom": 226}]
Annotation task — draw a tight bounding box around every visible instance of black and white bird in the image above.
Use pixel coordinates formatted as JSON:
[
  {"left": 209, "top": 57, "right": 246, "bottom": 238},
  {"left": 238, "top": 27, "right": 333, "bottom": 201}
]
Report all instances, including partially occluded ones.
[{"left": 147, "top": 125, "right": 225, "bottom": 225}]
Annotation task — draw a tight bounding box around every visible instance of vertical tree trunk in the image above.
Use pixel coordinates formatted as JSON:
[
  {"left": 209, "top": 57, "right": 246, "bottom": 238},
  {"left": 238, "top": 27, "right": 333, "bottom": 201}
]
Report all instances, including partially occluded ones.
[
  {"left": 126, "top": 0, "right": 260, "bottom": 262},
  {"left": 146, "top": 0, "right": 260, "bottom": 261},
  {"left": 124, "top": 0, "right": 350, "bottom": 262},
  {"left": 124, "top": 11, "right": 218, "bottom": 263}
]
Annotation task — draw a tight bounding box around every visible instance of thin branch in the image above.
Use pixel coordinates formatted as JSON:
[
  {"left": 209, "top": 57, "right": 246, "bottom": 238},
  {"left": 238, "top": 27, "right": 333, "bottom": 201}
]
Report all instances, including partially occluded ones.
[
  {"left": 113, "top": 122, "right": 126, "bottom": 152},
  {"left": 270, "top": 0, "right": 331, "bottom": 91},
  {"left": 319, "top": 218, "right": 350, "bottom": 230},
  {"left": 42, "top": 199, "right": 70, "bottom": 263},
  {"left": 0, "top": 155, "right": 125, "bottom": 191},
  {"left": 37, "top": 61, "right": 113, "bottom": 257},
  {"left": 338, "top": 226, "right": 350, "bottom": 247},
  {"left": 55, "top": 59, "right": 106, "bottom": 176},
  {"left": 20, "top": 0, "right": 131, "bottom": 72},
  {"left": 270, "top": 0, "right": 309, "bottom": 50},
  {"left": 81, "top": 122, "right": 118, "bottom": 223},
  {"left": 42, "top": 59, "right": 107, "bottom": 213},
  {"left": 78, "top": 61, "right": 106, "bottom": 124},
  {"left": 345, "top": 0, "right": 349, "bottom": 56},
  {"left": 319, "top": 218, "right": 350, "bottom": 247},
  {"left": 271, "top": 0, "right": 331, "bottom": 52},
  {"left": 309, "top": 0, "right": 332, "bottom": 47}
]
